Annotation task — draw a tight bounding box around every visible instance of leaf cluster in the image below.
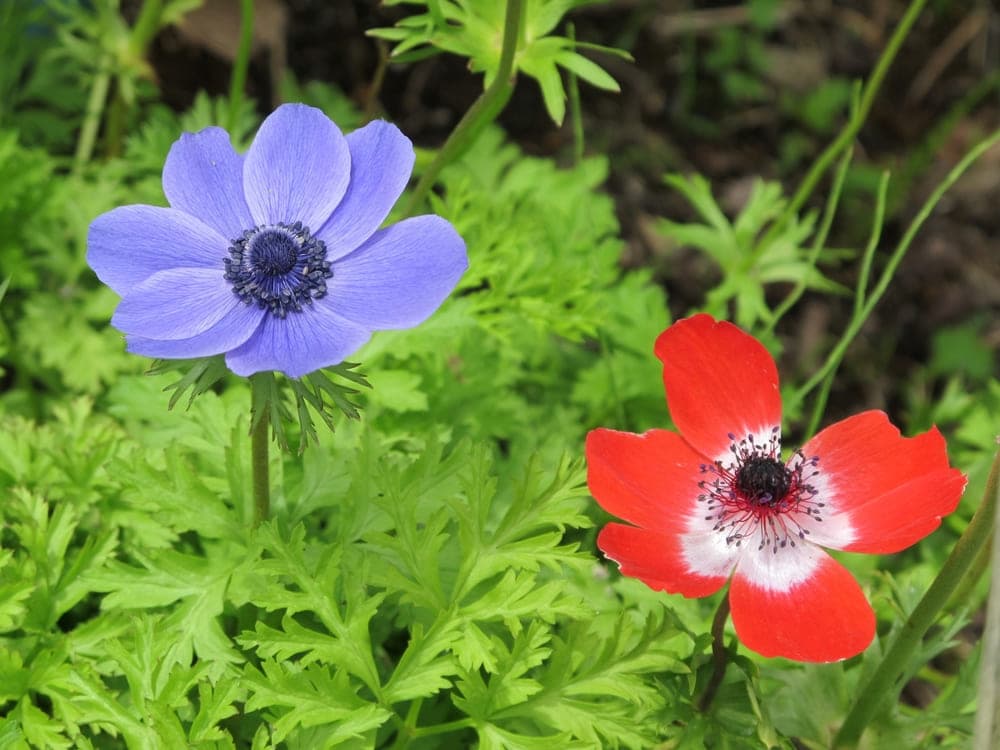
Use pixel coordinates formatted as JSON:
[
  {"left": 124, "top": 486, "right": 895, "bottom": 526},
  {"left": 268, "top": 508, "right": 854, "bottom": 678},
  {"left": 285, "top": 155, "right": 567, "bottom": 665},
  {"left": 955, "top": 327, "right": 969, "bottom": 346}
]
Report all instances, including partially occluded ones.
[
  {"left": 658, "top": 173, "right": 849, "bottom": 332},
  {"left": 369, "top": 0, "right": 628, "bottom": 124}
]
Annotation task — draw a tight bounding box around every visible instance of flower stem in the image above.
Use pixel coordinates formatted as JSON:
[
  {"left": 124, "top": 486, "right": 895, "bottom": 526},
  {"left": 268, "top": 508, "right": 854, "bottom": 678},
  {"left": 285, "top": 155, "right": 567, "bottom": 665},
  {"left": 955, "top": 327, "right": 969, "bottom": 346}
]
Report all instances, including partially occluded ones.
[
  {"left": 249, "top": 373, "right": 271, "bottom": 526},
  {"left": 792, "top": 126, "right": 1000, "bottom": 418},
  {"left": 73, "top": 56, "right": 112, "bottom": 171},
  {"left": 759, "top": 0, "right": 928, "bottom": 249},
  {"left": 566, "top": 24, "right": 585, "bottom": 167},
  {"left": 228, "top": 0, "right": 255, "bottom": 131},
  {"left": 129, "top": 0, "right": 165, "bottom": 53},
  {"left": 833, "top": 448, "right": 1000, "bottom": 748},
  {"left": 364, "top": 40, "right": 390, "bottom": 122},
  {"left": 974, "top": 459, "right": 1000, "bottom": 749},
  {"left": 401, "top": 0, "right": 523, "bottom": 216},
  {"left": 411, "top": 718, "right": 476, "bottom": 739},
  {"left": 698, "top": 592, "right": 731, "bottom": 712},
  {"left": 764, "top": 140, "right": 855, "bottom": 336}
]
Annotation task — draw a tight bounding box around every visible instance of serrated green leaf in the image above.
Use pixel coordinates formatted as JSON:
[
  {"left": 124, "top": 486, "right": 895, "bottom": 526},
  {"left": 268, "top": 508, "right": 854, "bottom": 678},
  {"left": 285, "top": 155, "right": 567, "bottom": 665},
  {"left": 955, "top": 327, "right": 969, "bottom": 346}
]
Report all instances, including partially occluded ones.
[{"left": 242, "top": 661, "right": 391, "bottom": 744}]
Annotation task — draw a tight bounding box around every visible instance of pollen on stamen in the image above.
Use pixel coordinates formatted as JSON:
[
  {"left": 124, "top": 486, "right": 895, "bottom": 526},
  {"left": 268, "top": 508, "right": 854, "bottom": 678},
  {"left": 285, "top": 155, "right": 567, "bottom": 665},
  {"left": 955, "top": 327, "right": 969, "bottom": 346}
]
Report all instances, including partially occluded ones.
[{"left": 698, "top": 431, "right": 823, "bottom": 554}]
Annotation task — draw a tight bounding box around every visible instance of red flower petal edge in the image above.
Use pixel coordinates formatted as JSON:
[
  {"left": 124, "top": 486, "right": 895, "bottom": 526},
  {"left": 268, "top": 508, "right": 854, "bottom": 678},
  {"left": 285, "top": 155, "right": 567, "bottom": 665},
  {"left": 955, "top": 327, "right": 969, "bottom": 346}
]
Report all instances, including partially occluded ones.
[
  {"left": 598, "top": 523, "right": 728, "bottom": 598},
  {"left": 800, "top": 411, "right": 966, "bottom": 553},
  {"left": 655, "top": 313, "right": 781, "bottom": 461},
  {"left": 585, "top": 428, "right": 704, "bottom": 533},
  {"left": 730, "top": 550, "right": 875, "bottom": 662},
  {"left": 587, "top": 314, "right": 967, "bottom": 662}
]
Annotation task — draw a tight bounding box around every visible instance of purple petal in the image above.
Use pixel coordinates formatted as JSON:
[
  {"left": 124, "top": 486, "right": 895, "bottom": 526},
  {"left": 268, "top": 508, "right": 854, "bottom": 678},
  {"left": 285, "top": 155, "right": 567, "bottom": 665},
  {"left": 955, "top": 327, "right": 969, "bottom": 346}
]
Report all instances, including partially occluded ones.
[
  {"left": 225, "top": 308, "right": 371, "bottom": 378},
  {"left": 322, "top": 216, "right": 468, "bottom": 329},
  {"left": 163, "top": 126, "right": 255, "bottom": 241},
  {"left": 87, "top": 206, "right": 227, "bottom": 296},
  {"left": 126, "top": 303, "right": 264, "bottom": 359},
  {"left": 243, "top": 104, "right": 351, "bottom": 230},
  {"left": 112, "top": 267, "right": 239, "bottom": 340},
  {"left": 316, "top": 120, "right": 415, "bottom": 261}
]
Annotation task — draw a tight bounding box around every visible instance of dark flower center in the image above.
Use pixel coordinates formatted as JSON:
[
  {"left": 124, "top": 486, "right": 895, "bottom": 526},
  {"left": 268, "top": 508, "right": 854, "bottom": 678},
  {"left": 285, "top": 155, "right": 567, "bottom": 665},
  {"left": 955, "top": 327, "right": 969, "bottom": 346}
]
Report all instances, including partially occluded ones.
[
  {"left": 696, "top": 428, "right": 824, "bottom": 553},
  {"left": 250, "top": 230, "right": 299, "bottom": 276},
  {"left": 224, "top": 222, "right": 332, "bottom": 318},
  {"left": 735, "top": 456, "right": 790, "bottom": 505}
]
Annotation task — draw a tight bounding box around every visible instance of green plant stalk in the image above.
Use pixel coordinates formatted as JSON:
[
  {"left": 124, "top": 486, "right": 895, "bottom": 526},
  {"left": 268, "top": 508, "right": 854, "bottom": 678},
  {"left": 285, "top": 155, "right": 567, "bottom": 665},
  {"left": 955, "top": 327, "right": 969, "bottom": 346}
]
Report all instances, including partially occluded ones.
[
  {"left": 411, "top": 718, "right": 476, "bottom": 739},
  {"left": 567, "top": 24, "right": 584, "bottom": 166},
  {"left": 250, "top": 373, "right": 271, "bottom": 526},
  {"left": 103, "top": 86, "right": 128, "bottom": 158},
  {"left": 129, "top": 0, "right": 165, "bottom": 53},
  {"left": 364, "top": 40, "right": 390, "bottom": 122},
  {"left": 761, "top": 0, "right": 928, "bottom": 249},
  {"left": 102, "top": 0, "right": 168, "bottom": 159},
  {"left": 698, "top": 592, "right": 731, "bottom": 712},
  {"left": 853, "top": 173, "right": 891, "bottom": 316},
  {"left": 833, "top": 449, "right": 1000, "bottom": 748},
  {"left": 387, "top": 697, "right": 424, "bottom": 750},
  {"left": 766, "top": 145, "right": 853, "bottom": 334},
  {"left": 945, "top": 532, "right": 992, "bottom": 612},
  {"left": 73, "top": 56, "right": 112, "bottom": 170},
  {"left": 892, "top": 71, "right": 1000, "bottom": 218},
  {"left": 228, "top": 0, "right": 255, "bottom": 131},
  {"left": 401, "top": 0, "right": 524, "bottom": 216},
  {"left": 793, "top": 127, "right": 1000, "bottom": 410},
  {"left": 801, "top": 171, "right": 889, "bottom": 440},
  {"left": 974, "top": 464, "right": 1000, "bottom": 750}
]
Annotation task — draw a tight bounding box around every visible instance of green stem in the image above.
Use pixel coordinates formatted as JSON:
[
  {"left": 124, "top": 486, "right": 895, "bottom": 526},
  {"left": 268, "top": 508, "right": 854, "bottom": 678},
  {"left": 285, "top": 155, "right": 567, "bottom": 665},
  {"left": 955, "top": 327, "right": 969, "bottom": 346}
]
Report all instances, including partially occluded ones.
[
  {"left": 73, "top": 57, "right": 112, "bottom": 171},
  {"left": 410, "top": 718, "right": 476, "bottom": 739},
  {"left": 103, "top": 86, "right": 128, "bottom": 158},
  {"left": 833, "top": 449, "right": 1000, "bottom": 748},
  {"left": 801, "top": 170, "right": 888, "bottom": 441},
  {"left": 364, "top": 40, "right": 390, "bottom": 122},
  {"left": 853, "top": 172, "right": 891, "bottom": 316},
  {"left": 567, "top": 24, "right": 584, "bottom": 166},
  {"left": 792, "top": 127, "right": 1000, "bottom": 410},
  {"left": 803, "top": 367, "right": 835, "bottom": 442},
  {"left": 401, "top": 0, "right": 524, "bottom": 216},
  {"left": 228, "top": 0, "right": 255, "bottom": 131},
  {"left": 129, "top": 0, "right": 165, "bottom": 53},
  {"left": 765, "top": 144, "right": 853, "bottom": 335},
  {"left": 387, "top": 698, "right": 424, "bottom": 750},
  {"left": 974, "top": 469, "right": 1000, "bottom": 749},
  {"left": 945, "top": 531, "right": 992, "bottom": 612},
  {"left": 698, "top": 592, "right": 731, "bottom": 712},
  {"left": 761, "top": 0, "right": 928, "bottom": 249},
  {"left": 104, "top": 0, "right": 166, "bottom": 159},
  {"left": 249, "top": 373, "right": 271, "bottom": 526}
]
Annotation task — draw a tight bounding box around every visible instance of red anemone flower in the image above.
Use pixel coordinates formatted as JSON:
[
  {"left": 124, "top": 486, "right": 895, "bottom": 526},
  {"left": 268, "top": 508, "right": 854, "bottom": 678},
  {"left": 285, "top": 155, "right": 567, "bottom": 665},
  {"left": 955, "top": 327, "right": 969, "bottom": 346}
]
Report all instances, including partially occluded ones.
[{"left": 586, "top": 314, "right": 966, "bottom": 662}]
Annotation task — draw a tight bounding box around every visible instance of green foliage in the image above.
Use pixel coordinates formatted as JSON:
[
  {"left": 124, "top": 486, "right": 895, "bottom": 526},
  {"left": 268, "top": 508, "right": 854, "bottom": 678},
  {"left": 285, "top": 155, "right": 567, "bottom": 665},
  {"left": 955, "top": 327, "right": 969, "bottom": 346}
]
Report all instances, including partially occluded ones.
[
  {"left": 3, "top": 4, "right": 996, "bottom": 747},
  {"left": 0, "top": 77, "right": 693, "bottom": 745},
  {"left": 657, "top": 173, "right": 848, "bottom": 330},
  {"left": 369, "top": 0, "right": 628, "bottom": 124}
]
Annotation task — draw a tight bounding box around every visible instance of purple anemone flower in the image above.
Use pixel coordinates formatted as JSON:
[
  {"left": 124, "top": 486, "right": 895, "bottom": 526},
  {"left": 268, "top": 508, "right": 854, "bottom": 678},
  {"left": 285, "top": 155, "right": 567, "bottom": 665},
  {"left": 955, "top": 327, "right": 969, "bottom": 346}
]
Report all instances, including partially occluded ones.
[{"left": 87, "top": 103, "right": 468, "bottom": 378}]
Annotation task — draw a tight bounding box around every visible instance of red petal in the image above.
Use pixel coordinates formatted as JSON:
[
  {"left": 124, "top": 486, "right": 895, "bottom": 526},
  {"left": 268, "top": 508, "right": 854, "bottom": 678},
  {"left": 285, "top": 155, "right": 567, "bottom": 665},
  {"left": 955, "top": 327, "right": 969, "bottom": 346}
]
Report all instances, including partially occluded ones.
[
  {"left": 834, "top": 470, "right": 966, "bottom": 553},
  {"left": 800, "top": 411, "right": 966, "bottom": 552},
  {"left": 655, "top": 314, "right": 781, "bottom": 461},
  {"left": 730, "top": 549, "right": 875, "bottom": 662},
  {"left": 585, "top": 428, "right": 704, "bottom": 533},
  {"left": 598, "top": 523, "right": 729, "bottom": 598}
]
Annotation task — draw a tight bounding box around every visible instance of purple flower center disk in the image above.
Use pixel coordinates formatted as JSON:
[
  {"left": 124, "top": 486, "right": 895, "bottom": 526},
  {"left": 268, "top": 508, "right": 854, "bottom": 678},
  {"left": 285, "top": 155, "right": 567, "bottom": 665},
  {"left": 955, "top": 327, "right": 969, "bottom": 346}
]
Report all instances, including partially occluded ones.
[{"left": 223, "top": 221, "right": 333, "bottom": 319}]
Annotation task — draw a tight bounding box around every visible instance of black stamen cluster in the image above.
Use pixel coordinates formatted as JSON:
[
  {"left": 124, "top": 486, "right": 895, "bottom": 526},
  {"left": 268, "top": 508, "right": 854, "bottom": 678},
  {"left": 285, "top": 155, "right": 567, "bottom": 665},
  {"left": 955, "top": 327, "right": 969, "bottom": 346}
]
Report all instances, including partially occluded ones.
[
  {"left": 735, "top": 456, "right": 790, "bottom": 505},
  {"left": 224, "top": 222, "right": 332, "bottom": 318},
  {"left": 695, "top": 427, "right": 824, "bottom": 554}
]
